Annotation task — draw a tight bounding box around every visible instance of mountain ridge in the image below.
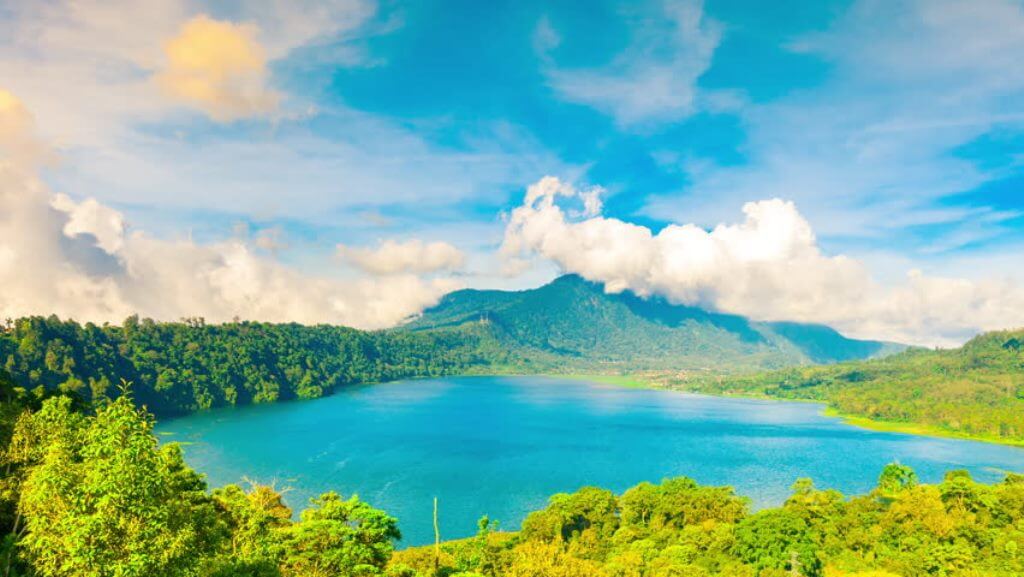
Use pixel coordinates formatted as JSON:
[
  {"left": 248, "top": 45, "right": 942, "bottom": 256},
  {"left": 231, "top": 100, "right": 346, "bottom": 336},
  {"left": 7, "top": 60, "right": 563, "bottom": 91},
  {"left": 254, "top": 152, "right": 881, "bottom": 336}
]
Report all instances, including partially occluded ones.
[{"left": 407, "top": 274, "right": 904, "bottom": 371}]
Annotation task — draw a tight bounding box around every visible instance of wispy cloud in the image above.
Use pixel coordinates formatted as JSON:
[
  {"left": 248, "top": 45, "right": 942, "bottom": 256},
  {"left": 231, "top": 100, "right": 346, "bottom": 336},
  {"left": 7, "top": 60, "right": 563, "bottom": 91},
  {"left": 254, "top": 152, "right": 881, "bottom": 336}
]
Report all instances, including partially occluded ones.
[
  {"left": 542, "top": 0, "right": 722, "bottom": 127},
  {"left": 337, "top": 239, "right": 466, "bottom": 275},
  {"left": 0, "top": 0, "right": 571, "bottom": 246},
  {"left": 645, "top": 0, "right": 1024, "bottom": 256},
  {"left": 0, "top": 0, "right": 375, "bottom": 142}
]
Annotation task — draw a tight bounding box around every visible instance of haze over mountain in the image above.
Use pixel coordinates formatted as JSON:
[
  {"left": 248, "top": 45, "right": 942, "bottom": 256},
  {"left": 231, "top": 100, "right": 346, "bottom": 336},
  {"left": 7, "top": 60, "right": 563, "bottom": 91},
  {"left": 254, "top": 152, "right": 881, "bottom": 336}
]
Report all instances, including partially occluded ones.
[{"left": 408, "top": 274, "right": 903, "bottom": 371}]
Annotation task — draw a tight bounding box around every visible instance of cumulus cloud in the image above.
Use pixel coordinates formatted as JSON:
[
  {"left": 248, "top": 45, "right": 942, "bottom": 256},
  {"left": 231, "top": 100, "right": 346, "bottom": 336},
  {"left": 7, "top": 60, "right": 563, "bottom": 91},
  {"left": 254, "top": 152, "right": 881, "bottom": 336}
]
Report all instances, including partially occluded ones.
[
  {"left": 544, "top": 0, "right": 721, "bottom": 126},
  {"left": 50, "top": 194, "right": 126, "bottom": 254},
  {"left": 0, "top": 90, "right": 456, "bottom": 329},
  {"left": 502, "top": 177, "right": 1024, "bottom": 346},
  {"left": 337, "top": 239, "right": 466, "bottom": 275},
  {"left": 155, "top": 15, "right": 280, "bottom": 121}
]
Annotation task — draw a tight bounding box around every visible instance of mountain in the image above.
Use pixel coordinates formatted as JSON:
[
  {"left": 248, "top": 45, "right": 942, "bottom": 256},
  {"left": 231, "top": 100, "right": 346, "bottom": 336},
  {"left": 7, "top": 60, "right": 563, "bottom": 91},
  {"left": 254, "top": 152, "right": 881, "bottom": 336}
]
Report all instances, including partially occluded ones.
[
  {"left": 406, "top": 274, "right": 903, "bottom": 372},
  {"left": 683, "top": 328, "right": 1024, "bottom": 444}
]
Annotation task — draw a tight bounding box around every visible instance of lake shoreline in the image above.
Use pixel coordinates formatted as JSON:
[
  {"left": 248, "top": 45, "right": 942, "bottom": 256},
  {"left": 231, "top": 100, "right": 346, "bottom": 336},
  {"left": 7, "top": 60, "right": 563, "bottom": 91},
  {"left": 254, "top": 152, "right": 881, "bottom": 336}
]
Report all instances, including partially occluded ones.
[
  {"left": 392, "top": 371, "right": 1024, "bottom": 449},
  {"left": 544, "top": 371, "right": 1024, "bottom": 449},
  {"left": 156, "top": 369, "right": 1024, "bottom": 450}
]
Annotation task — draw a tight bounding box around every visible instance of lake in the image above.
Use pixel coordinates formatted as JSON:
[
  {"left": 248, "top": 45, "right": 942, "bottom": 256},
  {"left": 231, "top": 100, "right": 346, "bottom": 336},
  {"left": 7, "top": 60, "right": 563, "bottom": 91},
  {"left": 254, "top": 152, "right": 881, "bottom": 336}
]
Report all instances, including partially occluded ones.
[{"left": 156, "top": 375, "right": 1024, "bottom": 546}]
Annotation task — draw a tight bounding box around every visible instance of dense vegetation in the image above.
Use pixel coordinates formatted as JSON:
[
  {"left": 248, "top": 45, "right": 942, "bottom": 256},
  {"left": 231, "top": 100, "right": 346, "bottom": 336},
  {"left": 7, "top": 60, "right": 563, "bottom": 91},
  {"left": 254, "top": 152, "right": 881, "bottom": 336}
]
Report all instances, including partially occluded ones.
[
  {"left": 394, "top": 465, "right": 1024, "bottom": 577},
  {"left": 0, "top": 377, "right": 403, "bottom": 577},
  {"left": 0, "top": 315, "right": 538, "bottom": 416},
  {"left": 679, "top": 329, "right": 1024, "bottom": 445},
  {"left": 1, "top": 377, "right": 1021, "bottom": 577}
]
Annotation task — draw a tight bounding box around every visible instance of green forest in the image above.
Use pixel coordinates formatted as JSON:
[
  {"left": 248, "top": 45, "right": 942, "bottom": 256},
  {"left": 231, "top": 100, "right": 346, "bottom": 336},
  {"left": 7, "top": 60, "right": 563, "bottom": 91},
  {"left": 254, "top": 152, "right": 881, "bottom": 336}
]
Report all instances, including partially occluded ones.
[
  {"left": 679, "top": 329, "right": 1024, "bottom": 445},
  {"left": 0, "top": 315, "right": 538, "bottom": 416},
  {"left": 0, "top": 380, "right": 1021, "bottom": 577}
]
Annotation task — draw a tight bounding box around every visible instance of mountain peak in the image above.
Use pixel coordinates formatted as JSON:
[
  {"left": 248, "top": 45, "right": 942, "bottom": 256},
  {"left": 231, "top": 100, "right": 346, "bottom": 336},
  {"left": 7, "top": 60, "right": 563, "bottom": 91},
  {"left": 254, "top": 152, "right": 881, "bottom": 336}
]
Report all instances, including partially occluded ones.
[{"left": 547, "top": 273, "right": 593, "bottom": 288}]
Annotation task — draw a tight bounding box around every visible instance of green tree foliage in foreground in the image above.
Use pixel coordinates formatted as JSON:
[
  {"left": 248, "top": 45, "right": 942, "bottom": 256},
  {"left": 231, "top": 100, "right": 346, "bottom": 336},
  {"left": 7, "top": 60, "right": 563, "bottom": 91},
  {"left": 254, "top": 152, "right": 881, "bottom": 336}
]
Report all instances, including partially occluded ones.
[
  {"left": 394, "top": 465, "right": 1024, "bottom": 577},
  {"left": 0, "top": 376, "right": 1022, "bottom": 576},
  {"left": 0, "top": 385, "right": 400, "bottom": 577},
  {"left": 680, "top": 329, "right": 1024, "bottom": 444}
]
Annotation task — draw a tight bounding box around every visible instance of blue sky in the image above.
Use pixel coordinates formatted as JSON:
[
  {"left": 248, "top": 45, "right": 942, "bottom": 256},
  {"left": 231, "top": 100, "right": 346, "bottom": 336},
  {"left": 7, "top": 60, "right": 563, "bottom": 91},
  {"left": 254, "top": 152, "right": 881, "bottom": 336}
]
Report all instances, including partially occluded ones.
[
  {"left": 24, "top": 0, "right": 1024, "bottom": 255},
  {"left": 63, "top": 0, "right": 1021, "bottom": 263},
  {"left": 1, "top": 0, "right": 1023, "bottom": 344}
]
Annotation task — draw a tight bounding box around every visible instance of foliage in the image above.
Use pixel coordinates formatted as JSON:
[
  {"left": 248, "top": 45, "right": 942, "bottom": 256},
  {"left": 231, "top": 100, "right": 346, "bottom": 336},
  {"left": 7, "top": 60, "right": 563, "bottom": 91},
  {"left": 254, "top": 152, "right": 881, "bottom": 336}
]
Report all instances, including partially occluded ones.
[
  {"left": 394, "top": 467, "right": 1024, "bottom": 577},
  {"left": 0, "top": 315, "right": 535, "bottom": 416},
  {"left": 278, "top": 492, "right": 400, "bottom": 577},
  {"left": 0, "top": 386, "right": 404, "bottom": 577},
  {"left": 16, "top": 395, "right": 219, "bottom": 577},
  {"left": 681, "top": 329, "right": 1024, "bottom": 444}
]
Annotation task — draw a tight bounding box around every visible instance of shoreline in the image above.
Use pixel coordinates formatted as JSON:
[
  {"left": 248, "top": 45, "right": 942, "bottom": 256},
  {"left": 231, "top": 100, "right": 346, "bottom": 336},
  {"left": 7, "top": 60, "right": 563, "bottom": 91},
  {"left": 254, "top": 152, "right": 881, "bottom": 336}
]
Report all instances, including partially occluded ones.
[
  {"left": 819, "top": 407, "right": 1024, "bottom": 448},
  {"left": 160, "top": 370, "right": 1024, "bottom": 450},
  {"left": 547, "top": 372, "right": 1024, "bottom": 449}
]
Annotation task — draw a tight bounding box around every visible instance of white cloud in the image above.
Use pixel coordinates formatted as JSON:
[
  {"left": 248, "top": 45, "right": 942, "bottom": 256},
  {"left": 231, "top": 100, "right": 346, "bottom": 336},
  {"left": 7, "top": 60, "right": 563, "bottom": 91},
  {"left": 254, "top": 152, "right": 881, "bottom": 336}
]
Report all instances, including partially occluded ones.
[
  {"left": 0, "top": 89, "right": 54, "bottom": 167},
  {"left": 0, "top": 89, "right": 456, "bottom": 329},
  {"left": 544, "top": 0, "right": 721, "bottom": 126},
  {"left": 503, "top": 177, "right": 1024, "bottom": 346},
  {"left": 50, "top": 193, "right": 126, "bottom": 254},
  {"left": 48, "top": 107, "right": 570, "bottom": 229},
  {"left": 338, "top": 239, "right": 466, "bottom": 275}
]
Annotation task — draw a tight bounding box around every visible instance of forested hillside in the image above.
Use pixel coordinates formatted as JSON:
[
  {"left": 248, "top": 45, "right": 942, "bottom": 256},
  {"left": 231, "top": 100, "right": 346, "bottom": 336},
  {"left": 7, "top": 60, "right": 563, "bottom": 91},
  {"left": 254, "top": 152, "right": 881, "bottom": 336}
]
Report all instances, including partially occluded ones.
[
  {"left": 0, "top": 315, "right": 539, "bottom": 416},
  {"left": 409, "top": 275, "right": 901, "bottom": 370},
  {"left": 681, "top": 329, "right": 1024, "bottom": 445},
  {"left": 0, "top": 384, "right": 1021, "bottom": 577}
]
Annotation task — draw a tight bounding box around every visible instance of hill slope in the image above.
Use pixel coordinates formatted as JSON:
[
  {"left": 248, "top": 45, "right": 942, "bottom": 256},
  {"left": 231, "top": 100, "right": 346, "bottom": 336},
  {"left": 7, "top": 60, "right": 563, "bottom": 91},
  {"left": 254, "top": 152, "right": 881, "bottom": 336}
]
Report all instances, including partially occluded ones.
[
  {"left": 681, "top": 329, "right": 1024, "bottom": 444},
  {"left": 407, "top": 274, "right": 901, "bottom": 372}
]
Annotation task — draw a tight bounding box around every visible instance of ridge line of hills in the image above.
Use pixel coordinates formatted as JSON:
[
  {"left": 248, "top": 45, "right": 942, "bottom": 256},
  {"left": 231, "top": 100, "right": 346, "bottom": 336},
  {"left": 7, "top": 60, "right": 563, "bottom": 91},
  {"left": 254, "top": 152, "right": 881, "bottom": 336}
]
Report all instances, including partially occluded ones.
[{"left": 406, "top": 274, "right": 904, "bottom": 369}]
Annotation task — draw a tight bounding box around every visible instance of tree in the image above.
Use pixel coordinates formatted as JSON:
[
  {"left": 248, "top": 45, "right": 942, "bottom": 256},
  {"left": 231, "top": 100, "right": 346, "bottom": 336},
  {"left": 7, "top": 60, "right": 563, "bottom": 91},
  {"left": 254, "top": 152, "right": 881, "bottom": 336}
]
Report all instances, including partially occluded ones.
[
  {"left": 16, "top": 395, "right": 222, "bottom": 577},
  {"left": 733, "top": 509, "right": 820, "bottom": 576},
  {"left": 208, "top": 482, "right": 292, "bottom": 577},
  {"left": 279, "top": 492, "right": 400, "bottom": 577},
  {"left": 505, "top": 541, "right": 606, "bottom": 577},
  {"left": 1002, "top": 338, "right": 1022, "bottom": 353},
  {"left": 876, "top": 463, "right": 918, "bottom": 499}
]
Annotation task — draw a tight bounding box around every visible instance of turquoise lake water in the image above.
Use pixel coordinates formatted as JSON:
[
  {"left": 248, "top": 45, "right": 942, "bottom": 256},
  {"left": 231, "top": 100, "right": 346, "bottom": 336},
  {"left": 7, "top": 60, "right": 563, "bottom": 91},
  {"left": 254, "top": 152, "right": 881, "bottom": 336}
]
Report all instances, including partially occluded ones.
[{"left": 156, "top": 376, "right": 1024, "bottom": 546}]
